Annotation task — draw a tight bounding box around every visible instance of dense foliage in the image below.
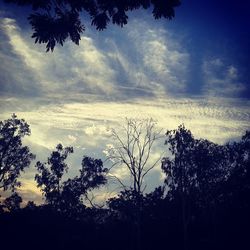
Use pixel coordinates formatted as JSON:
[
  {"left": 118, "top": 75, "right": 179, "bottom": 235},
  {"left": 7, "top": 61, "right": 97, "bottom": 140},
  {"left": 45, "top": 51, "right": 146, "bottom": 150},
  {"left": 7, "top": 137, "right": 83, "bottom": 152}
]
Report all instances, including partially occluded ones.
[{"left": 0, "top": 114, "right": 35, "bottom": 191}]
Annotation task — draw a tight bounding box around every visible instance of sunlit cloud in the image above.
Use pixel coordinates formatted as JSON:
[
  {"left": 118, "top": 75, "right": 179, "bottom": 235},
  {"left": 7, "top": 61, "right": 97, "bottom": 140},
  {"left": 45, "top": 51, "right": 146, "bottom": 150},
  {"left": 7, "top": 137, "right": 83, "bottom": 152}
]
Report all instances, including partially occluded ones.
[
  {"left": 1, "top": 97, "right": 249, "bottom": 150},
  {"left": 17, "top": 178, "right": 43, "bottom": 205}
]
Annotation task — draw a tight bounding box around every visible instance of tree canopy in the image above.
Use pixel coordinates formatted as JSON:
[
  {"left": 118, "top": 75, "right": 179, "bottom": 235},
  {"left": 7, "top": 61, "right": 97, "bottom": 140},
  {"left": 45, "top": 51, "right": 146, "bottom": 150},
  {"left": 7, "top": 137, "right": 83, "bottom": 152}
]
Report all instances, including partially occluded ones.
[
  {"left": 0, "top": 114, "right": 35, "bottom": 191},
  {"left": 4, "top": 0, "right": 181, "bottom": 51},
  {"left": 35, "top": 144, "right": 107, "bottom": 215}
]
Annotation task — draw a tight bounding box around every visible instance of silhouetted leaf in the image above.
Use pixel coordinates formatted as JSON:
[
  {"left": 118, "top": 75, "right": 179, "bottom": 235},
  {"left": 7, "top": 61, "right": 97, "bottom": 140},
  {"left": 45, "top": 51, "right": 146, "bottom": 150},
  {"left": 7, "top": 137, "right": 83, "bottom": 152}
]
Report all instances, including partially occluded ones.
[{"left": 4, "top": 0, "right": 181, "bottom": 51}]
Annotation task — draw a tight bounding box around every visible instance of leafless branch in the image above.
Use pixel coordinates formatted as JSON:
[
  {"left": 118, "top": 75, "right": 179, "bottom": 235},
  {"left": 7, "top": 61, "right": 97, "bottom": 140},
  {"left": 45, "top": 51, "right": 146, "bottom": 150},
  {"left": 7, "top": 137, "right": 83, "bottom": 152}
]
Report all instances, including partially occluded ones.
[{"left": 105, "top": 118, "right": 163, "bottom": 194}]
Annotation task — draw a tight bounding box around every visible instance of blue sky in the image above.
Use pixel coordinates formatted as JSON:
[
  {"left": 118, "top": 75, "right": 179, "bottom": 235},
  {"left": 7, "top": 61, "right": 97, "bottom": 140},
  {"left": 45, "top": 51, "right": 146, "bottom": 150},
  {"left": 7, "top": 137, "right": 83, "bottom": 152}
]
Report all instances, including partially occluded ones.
[{"left": 0, "top": 0, "right": 249, "bottom": 204}]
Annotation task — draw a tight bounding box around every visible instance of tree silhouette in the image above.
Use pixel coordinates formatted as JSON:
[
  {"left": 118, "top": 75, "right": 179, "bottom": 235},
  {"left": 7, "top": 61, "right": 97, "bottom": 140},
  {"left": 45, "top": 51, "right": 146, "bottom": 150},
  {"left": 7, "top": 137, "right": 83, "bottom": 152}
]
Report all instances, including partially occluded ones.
[
  {"left": 24, "top": 200, "right": 37, "bottom": 210},
  {"left": 162, "top": 124, "right": 230, "bottom": 250},
  {"left": 108, "top": 188, "right": 144, "bottom": 221},
  {"left": 4, "top": 0, "right": 181, "bottom": 51},
  {"left": 108, "top": 188, "right": 146, "bottom": 250},
  {"left": 224, "top": 131, "right": 250, "bottom": 207},
  {"left": 61, "top": 156, "right": 108, "bottom": 214},
  {"left": 106, "top": 118, "right": 162, "bottom": 195},
  {"left": 3, "top": 192, "right": 22, "bottom": 212},
  {"left": 105, "top": 118, "right": 163, "bottom": 250},
  {"left": 161, "top": 124, "right": 195, "bottom": 250},
  {"left": 0, "top": 114, "right": 35, "bottom": 192},
  {"left": 35, "top": 143, "right": 73, "bottom": 207},
  {"left": 35, "top": 144, "right": 107, "bottom": 214}
]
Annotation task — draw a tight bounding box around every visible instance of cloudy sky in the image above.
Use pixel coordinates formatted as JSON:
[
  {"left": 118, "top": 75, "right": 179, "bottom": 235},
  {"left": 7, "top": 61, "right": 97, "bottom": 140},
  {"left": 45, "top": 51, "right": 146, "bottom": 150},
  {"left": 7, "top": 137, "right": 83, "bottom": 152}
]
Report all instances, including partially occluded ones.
[{"left": 0, "top": 0, "right": 249, "bottom": 204}]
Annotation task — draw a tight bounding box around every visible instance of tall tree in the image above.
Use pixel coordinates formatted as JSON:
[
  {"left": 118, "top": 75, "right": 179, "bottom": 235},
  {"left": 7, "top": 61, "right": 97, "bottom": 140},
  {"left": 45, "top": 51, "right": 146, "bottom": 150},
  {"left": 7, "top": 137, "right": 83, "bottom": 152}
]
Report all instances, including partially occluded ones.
[
  {"left": 0, "top": 114, "right": 35, "bottom": 192},
  {"left": 4, "top": 0, "right": 181, "bottom": 51},
  {"left": 161, "top": 124, "right": 194, "bottom": 250},
  {"left": 106, "top": 118, "right": 162, "bottom": 250},
  {"left": 162, "top": 124, "right": 229, "bottom": 250}
]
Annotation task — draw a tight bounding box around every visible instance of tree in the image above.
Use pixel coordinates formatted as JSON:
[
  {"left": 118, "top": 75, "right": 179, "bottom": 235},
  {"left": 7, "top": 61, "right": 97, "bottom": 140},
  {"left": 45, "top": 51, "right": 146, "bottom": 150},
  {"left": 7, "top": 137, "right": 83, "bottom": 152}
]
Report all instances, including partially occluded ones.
[
  {"left": 106, "top": 118, "right": 162, "bottom": 250},
  {"left": 0, "top": 114, "right": 35, "bottom": 192},
  {"left": 35, "top": 144, "right": 108, "bottom": 214},
  {"left": 108, "top": 188, "right": 144, "bottom": 220},
  {"left": 34, "top": 143, "right": 71, "bottom": 208},
  {"left": 224, "top": 131, "right": 250, "bottom": 207},
  {"left": 24, "top": 200, "right": 37, "bottom": 210},
  {"left": 161, "top": 124, "right": 195, "bottom": 250},
  {"left": 4, "top": 0, "right": 181, "bottom": 51},
  {"left": 106, "top": 118, "right": 162, "bottom": 195},
  {"left": 190, "top": 138, "right": 230, "bottom": 209},
  {"left": 161, "top": 124, "right": 230, "bottom": 249},
  {"left": 3, "top": 192, "right": 22, "bottom": 212},
  {"left": 61, "top": 156, "right": 108, "bottom": 213},
  {"left": 35, "top": 143, "right": 74, "bottom": 207}
]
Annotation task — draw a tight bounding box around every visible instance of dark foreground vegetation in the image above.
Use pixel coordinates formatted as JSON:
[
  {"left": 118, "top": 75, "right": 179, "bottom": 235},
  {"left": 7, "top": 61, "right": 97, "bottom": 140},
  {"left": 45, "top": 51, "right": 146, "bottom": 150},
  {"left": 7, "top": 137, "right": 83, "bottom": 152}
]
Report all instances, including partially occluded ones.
[{"left": 0, "top": 114, "right": 250, "bottom": 250}]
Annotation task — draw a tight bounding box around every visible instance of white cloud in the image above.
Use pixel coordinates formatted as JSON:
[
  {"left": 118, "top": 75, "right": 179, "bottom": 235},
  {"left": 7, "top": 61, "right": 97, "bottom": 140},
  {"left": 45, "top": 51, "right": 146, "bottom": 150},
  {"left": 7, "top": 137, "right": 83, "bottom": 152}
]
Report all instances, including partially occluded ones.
[
  {"left": 84, "top": 124, "right": 111, "bottom": 136},
  {"left": 109, "top": 165, "right": 130, "bottom": 181},
  {"left": 2, "top": 15, "right": 190, "bottom": 100},
  {"left": 1, "top": 96, "right": 249, "bottom": 152},
  {"left": 1, "top": 18, "right": 45, "bottom": 70},
  {"left": 69, "top": 36, "right": 117, "bottom": 94},
  {"left": 127, "top": 22, "right": 189, "bottom": 94},
  {"left": 95, "top": 19, "right": 190, "bottom": 98},
  {"left": 1, "top": 17, "right": 117, "bottom": 97}
]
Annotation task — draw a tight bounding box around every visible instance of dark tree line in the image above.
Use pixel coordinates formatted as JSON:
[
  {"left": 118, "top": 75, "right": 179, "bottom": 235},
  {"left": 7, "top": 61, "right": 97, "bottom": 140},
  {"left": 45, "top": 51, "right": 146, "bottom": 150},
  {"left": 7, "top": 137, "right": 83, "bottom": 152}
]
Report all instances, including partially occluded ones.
[{"left": 0, "top": 114, "right": 249, "bottom": 250}]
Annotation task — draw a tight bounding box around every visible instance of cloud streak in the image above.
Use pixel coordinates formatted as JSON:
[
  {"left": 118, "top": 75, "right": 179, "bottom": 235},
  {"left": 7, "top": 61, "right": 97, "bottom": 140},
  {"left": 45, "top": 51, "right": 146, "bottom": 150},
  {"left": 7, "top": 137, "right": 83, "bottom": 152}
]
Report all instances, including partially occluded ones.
[{"left": 0, "top": 15, "right": 191, "bottom": 101}]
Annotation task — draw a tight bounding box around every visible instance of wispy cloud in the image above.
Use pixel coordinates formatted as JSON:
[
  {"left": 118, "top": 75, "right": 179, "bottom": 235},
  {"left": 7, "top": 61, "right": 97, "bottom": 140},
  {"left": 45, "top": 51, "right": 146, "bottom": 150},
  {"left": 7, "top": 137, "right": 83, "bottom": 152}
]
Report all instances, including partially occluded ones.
[
  {"left": 0, "top": 18, "right": 42, "bottom": 97},
  {"left": 202, "top": 58, "right": 245, "bottom": 97},
  {"left": 0, "top": 15, "right": 190, "bottom": 101},
  {"left": 0, "top": 17, "right": 117, "bottom": 98},
  {"left": 105, "top": 19, "right": 190, "bottom": 97},
  {"left": 128, "top": 24, "right": 189, "bottom": 94},
  {"left": 1, "top": 97, "right": 249, "bottom": 151}
]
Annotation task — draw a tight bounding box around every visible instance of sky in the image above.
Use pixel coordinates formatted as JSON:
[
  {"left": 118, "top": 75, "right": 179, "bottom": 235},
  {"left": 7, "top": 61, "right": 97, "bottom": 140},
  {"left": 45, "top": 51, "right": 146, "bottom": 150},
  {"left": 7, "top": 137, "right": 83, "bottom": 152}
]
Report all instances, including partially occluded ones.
[{"left": 0, "top": 0, "right": 250, "bottom": 205}]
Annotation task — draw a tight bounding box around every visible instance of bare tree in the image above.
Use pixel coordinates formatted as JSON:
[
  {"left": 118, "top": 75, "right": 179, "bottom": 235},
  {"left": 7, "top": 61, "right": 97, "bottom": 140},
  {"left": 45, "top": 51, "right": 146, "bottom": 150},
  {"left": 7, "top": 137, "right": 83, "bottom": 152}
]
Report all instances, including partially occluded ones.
[{"left": 106, "top": 118, "right": 163, "bottom": 194}]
